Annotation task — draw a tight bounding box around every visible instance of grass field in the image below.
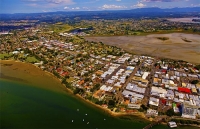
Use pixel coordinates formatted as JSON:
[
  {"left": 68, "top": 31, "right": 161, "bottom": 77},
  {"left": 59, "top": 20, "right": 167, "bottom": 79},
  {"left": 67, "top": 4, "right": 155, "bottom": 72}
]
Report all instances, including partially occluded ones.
[
  {"left": 25, "top": 56, "right": 39, "bottom": 63},
  {"left": 0, "top": 53, "right": 12, "bottom": 59},
  {"left": 49, "top": 23, "right": 74, "bottom": 33}
]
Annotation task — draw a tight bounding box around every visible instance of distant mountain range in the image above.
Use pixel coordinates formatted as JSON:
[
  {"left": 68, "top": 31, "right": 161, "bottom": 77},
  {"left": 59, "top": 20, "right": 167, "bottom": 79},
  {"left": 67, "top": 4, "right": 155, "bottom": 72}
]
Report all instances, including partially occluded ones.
[
  {"left": 0, "top": 7, "right": 199, "bottom": 22},
  {"left": 130, "top": 7, "right": 200, "bottom": 12}
]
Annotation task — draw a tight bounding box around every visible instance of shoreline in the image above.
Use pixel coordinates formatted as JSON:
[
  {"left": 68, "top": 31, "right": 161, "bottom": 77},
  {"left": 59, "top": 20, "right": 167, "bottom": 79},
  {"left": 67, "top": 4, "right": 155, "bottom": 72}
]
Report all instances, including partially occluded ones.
[{"left": 0, "top": 59, "right": 148, "bottom": 120}]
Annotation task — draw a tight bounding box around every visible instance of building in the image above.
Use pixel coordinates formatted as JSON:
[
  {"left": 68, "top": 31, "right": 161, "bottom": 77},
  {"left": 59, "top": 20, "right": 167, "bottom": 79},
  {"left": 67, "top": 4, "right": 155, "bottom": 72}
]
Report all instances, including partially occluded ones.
[
  {"left": 168, "top": 121, "right": 177, "bottom": 128},
  {"left": 182, "top": 103, "right": 198, "bottom": 119}
]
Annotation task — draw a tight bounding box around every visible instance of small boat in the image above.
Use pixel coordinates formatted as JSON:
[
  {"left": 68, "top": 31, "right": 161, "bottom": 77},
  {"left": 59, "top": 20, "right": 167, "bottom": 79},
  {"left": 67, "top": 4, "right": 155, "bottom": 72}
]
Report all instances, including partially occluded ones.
[
  {"left": 77, "top": 109, "right": 79, "bottom": 111},
  {"left": 83, "top": 119, "right": 84, "bottom": 121},
  {"left": 72, "top": 120, "right": 74, "bottom": 122},
  {"left": 85, "top": 114, "right": 87, "bottom": 115},
  {"left": 87, "top": 122, "right": 89, "bottom": 124}
]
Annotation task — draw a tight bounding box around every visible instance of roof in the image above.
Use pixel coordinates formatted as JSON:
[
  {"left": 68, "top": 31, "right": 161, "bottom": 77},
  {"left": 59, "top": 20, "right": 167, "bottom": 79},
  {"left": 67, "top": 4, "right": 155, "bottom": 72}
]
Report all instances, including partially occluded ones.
[{"left": 178, "top": 87, "right": 191, "bottom": 93}]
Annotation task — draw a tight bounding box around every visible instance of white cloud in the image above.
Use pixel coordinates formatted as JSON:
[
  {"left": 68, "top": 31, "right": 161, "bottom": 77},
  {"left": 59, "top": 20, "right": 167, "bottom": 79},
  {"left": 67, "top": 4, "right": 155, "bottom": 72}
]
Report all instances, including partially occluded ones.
[
  {"left": 72, "top": 7, "right": 80, "bottom": 10},
  {"left": 116, "top": 0, "right": 121, "bottom": 1},
  {"left": 100, "top": 4, "right": 127, "bottom": 9},
  {"left": 82, "top": 7, "right": 89, "bottom": 10},
  {"left": 64, "top": 6, "right": 69, "bottom": 9},
  {"left": 42, "top": 10, "right": 50, "bottom": 12},
  {"left": 142, "top": 0, "right": 180, "bottom": 2},
  {"left": 190, "top": 3, "right": 200, "bottom": 7},
  {"left": 46, "top": 0, "right": 74, "bottom": 4},
  {"left": 132, "top": 2, "right": 146, "bottom": 8}
]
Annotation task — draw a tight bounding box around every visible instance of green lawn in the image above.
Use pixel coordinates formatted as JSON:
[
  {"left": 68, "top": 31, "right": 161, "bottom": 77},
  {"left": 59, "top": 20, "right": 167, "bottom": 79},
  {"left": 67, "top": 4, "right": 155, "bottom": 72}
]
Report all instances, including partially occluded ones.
[
  {"left": 26, "top": 56, "right": 39, "bottom": 63},
  {"left": 49, "top": 24, "right": 74, "bottom": 33},
  {"left": 0, "top": 53, "right": 12, "bottom": 59}
]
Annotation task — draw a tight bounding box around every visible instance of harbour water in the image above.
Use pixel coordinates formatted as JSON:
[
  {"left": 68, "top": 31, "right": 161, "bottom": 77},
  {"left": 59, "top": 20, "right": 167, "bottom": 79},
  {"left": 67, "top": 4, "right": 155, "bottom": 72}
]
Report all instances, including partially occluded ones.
[{"left": 0, "top": 79, "right": 148, "bottom": 129}]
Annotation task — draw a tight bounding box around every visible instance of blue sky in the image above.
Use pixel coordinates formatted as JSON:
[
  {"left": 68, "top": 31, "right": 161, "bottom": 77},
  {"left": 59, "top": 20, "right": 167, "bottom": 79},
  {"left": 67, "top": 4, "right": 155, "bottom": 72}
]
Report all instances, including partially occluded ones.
[{"left": 0, "top": 0, "right": 200, "bottom": 14}]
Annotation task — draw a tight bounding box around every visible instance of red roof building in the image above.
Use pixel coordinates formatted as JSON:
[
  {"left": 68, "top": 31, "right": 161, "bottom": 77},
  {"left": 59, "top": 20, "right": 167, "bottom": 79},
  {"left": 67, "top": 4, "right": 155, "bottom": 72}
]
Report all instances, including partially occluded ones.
[{"left": 178, "top": 87, "right": 191, "bottom": 94}]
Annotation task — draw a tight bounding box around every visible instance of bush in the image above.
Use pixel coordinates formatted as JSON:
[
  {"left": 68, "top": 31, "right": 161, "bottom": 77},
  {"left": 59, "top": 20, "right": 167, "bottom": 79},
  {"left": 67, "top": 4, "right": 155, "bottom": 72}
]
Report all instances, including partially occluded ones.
[
  {"left": 108, "top": 100, "right": 116, "bottom": 108},
  {"left": 191, "top": 80, "right": 199, "bottom": 84},
  {"left": 73, "top": 87, "right": 85, "bottom": 94},
  {"left": 166, "top": 108, "right": 174, "bottom": 117}
]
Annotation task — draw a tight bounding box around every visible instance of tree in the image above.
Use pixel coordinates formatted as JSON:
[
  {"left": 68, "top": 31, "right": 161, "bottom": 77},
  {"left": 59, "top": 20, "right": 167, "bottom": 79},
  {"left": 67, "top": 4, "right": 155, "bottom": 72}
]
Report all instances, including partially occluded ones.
[
  {"left": 166, "top": 108, "right": 174, "bottom": 117},
  {"left": 73, "top": 87, "right": 85, "bottom": 95},
  {"left": 61, "top": 77, "right": 67, "bottom": 84},
  {"left": 141, "top": 104, "right": 148, "bottom": 110},
  {"left": 191, "top": 80, "right": 199, "bottom": 84},
  {"left": 84, "top": 78, "right": 90, "bottom": 82},
  {"left": 108, "top": 100, "right": 115, "bottom": 108}
]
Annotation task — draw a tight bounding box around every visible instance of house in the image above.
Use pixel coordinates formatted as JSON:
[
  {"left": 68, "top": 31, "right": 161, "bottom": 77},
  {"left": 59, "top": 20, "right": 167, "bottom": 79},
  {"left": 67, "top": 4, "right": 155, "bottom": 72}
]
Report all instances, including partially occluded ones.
[
  {"left": 127, "top": 103, "right": 140, "bottom": 109},
  {"left": 147, "top": 109, "right": 158, "bottom": 116},
  {"left": 151, "top": 86, "right": 167, "bottom": 98},
  {"left": 149, "top": 97, "right": 159, "bottom": 106},
  {"left": 168, "top": 121, "right": 177, "bottom": 128},
  {"left": 142, "top": 72, "right": 149, "bottom": 80}
]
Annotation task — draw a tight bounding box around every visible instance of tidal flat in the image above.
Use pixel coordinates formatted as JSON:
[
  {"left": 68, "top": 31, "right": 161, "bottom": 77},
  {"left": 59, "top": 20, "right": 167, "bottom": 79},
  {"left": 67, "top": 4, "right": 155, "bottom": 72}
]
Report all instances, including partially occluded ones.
[{"left": 85, "top": 33, "right": 200, "bottom": 64}]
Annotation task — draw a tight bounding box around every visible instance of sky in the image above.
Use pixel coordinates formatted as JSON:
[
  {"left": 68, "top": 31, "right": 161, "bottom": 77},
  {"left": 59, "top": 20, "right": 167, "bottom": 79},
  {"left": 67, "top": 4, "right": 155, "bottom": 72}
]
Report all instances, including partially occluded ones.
[{"left": 0, "top": 0, "right": 200, "bottom": 14}]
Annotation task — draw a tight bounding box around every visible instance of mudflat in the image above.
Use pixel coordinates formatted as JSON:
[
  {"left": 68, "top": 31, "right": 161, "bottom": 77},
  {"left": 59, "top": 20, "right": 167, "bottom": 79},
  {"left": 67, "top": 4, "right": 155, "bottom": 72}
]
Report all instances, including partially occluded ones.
[
  {"left": 85, "top": 33, "right": 200, "bottom": 64},
  {"left": 167, "top": 17, "right": 200, "bottom": 23}
]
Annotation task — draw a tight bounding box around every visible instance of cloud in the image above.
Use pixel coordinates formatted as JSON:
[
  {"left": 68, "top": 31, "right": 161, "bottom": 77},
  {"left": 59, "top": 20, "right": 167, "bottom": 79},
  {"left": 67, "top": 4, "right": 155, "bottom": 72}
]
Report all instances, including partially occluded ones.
[
  {"left": 190, "top": 3, "right": 200, "bottom": 7},
  {"left": 64, "top": 6, "right": 69, "bottom": 9},
  {"left": 132, "top": 2, "right": 146, "bottom": 8},
  {"left": 27, "top": 3, "right": 38, "bottom": 6},
  {"left": 100, "top": 4, "right": 127, "bottom": 9},
  {"left": 116, "top": 0, "right": 121, "bottom": 1},
  {"left": 46, "top": 0, "right": 74, "bottom": 4},
  {"left": 24, "top": 0, "right": 75, "bottom": 8},
  {"left": 82, "top": 7, "right": 89, "bottom": 10},
  {"left": 142, "top": 0, "right": 180, "bottom": 2},
  {"left": 72, "top": 7, "right": 80, "bottom": 10}
]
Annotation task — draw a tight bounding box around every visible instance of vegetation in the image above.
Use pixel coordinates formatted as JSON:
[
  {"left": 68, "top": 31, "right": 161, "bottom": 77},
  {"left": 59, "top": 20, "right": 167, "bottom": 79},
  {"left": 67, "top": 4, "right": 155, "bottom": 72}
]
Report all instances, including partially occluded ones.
[
  {"left": 157, "top": 37, "right": 169, "bottom": 41},
  {"left": 73, "top": 87, "right": 85, "bottom": 94},
  {"left": 166, "top": 108, "right": 181, "bottom": 117},
  {"left": 108, "top": 100, "right": 116, "bottom": 108},
  {"left": 182, "top": 38, "right": 192, "bottom": 42},
  {"left": 0, "top": 53, "right": 12, "bottom": 59},
  {"left": 26, "top": 56, "right": 40, "bottom": 63},
  {"left": 195, "top": 65, "right": 200, "bottom": 70},
  {"left": 191, "top": 80, "right": 199, "bottom": 84}
]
